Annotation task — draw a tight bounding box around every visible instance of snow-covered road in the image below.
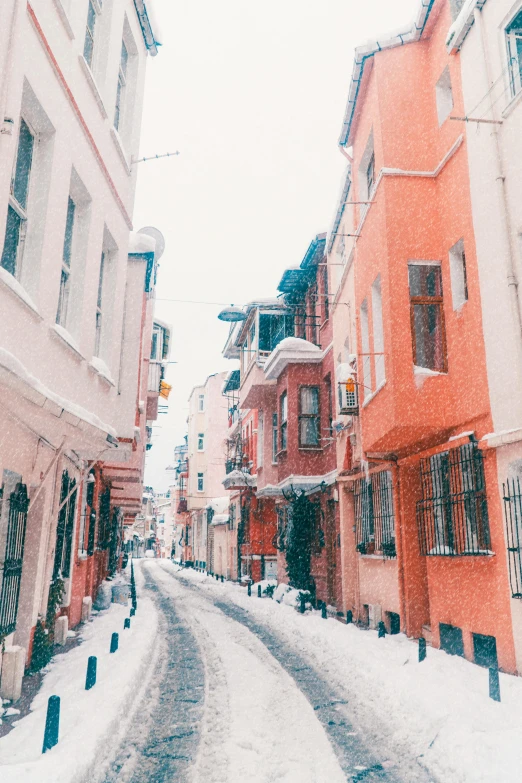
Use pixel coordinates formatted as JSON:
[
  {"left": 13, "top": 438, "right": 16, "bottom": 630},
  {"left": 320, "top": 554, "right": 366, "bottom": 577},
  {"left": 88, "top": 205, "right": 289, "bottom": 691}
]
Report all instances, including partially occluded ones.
[{"left": 103, "top": 561, "right": 432, "bottom": 783}]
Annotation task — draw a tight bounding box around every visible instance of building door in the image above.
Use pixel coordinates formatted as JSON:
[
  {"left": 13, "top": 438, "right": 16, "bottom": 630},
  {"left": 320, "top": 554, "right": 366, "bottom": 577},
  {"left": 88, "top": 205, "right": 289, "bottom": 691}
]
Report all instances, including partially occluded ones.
[
  {"left": 0, "top": 483, "right": 29, "bottom": 636},
  {"left": 264, "top": 560, "right": 278, "bottom": 580}
]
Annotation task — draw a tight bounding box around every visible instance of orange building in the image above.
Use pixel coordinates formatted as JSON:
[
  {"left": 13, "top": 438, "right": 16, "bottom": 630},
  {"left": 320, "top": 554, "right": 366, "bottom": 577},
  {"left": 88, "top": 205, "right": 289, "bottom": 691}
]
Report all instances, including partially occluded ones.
[{"left": 333, "top": 0, "right": 516, "bottom": 671}]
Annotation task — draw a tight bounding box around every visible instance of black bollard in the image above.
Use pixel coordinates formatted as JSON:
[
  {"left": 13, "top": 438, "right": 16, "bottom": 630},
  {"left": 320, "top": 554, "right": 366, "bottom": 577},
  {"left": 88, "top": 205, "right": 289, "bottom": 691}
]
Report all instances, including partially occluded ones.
[
  {"left": 110, "top": 632, "right": 119, "bottom": 653},
  {"left": 215, "top": 574, "right": 219, "bottom": 581},
  {"left": 85, "top": 656, "right": 97, "bottom": 690},
  {"left": 300, "top": 594, "right": 306, "bottom": 614},
  {"left": 321, "top": 602, "right": 327, "bottom": 620},
  {"left": 247, "top": 582, "right": 251, "bottom": 597},
  {"left": 378, "top": 621, "right": 386, "bottom": 638},
  {"left": 130, "top": 607, "right": 135, "bottom": 617},
  {"left": 221, "top": 575, "right": 224, "bottom": 583},
  {"left": 257, "top": 584, "right": 262, "bottom": 598},
  {"left": 124, "top": 618, "right": 131, "bottom": 630},
  {"left": 346, "top": 610, "right": 353, "bottom": 624},
  {"left": 42, "top": 695, "right": 60, "bottom": 753},
  {"left": 419, "top": 637, "right": 427, "bottom": 662},
  {"left": 489, "top": 667, "right": 501, "bottom": 702}
]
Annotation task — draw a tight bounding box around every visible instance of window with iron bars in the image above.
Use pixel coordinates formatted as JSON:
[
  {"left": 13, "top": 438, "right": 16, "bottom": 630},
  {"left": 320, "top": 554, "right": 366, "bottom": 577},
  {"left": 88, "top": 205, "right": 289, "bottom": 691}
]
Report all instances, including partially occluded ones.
[
  {"left": 353, "top": 471, "right": 396, "bottom": 558},
  {"left": 417, "top": 442, "right": 491, "bottom": 556},
  {"left": 503, "top": 476, "right": 522, "bottom": 598}
]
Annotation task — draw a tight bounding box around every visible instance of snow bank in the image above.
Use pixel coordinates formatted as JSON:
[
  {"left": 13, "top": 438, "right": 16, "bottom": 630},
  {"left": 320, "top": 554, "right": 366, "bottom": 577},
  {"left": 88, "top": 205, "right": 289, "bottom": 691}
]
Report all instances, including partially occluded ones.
[
  {"left": 0, "top": 567, "right": 158, "bottom": 783},
  {"left": 169, "top": 565, "right": 522, "bottom": 783}
]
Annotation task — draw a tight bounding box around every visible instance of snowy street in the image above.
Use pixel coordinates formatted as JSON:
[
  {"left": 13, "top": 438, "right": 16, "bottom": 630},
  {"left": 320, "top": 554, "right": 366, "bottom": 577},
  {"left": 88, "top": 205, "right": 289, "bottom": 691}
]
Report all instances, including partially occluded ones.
[{"left": 101, "top": 561, "right": 431, "bottom": 783}]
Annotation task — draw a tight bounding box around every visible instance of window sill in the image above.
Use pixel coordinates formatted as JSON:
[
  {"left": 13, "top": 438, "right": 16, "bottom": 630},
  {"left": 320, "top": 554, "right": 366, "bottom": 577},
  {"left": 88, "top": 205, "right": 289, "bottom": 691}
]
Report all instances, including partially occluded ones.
[
  {"left": 502, "top": 87, "right": 522, "bottom": 121},
  {"left": 0, "top": 266, "right": 42, "bottom": 320},
  {"left": 276, "top": 449, "right": 287, "bottom": 459},
  {"left": 89, "top": 356, "right": 116, "bottom": 386},
  {"left": 78, "top": 55, "right": 108, "bottom": 119},
  {"left": 298, "top": 446, "right": 323, "bottom": 452},
  {"left": 51, "top": 324, "right": 84, "bottom": 361},
  {"left": 362, "top": 379, "right": 386, "bottom": 409},
  {"left": 359, "top": 553, "right": 396, "bottom": 560},
  {"left": 110, "top": 127, "right": 132, "bottom": 175},
  {"left": 52, "top": 0, "right": 75, "bottom": 39}
]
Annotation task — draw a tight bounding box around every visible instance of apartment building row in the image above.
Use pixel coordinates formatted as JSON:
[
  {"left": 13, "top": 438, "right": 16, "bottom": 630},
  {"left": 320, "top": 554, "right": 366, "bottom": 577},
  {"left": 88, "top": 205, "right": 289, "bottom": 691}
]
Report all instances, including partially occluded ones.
[
  {"left": 179, "top": 0, "right": 522, "bottom": 677},
  {"left": 0, "top": 0, "right": 168, "bottom": 699}
]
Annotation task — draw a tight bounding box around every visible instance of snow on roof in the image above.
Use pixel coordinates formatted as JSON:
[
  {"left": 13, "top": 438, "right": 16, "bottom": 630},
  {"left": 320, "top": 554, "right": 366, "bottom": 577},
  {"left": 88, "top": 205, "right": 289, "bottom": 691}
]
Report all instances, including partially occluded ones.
[
  {"left": 446, "top": 0, "right": 488, "bottom": 53},
  {"left": 206, "top": 496, "right": 229, "bottom": 515},
  {"left": 144, "top": 0, "right": 163, "bottom": 45},
  {"left": 210, "top": 513, "right": 229, "bottom": 526},
  {"left": 0, "top": 348, "right": 117, "bottom": 439},
  {"left": 128, "top": 231, "right": 156, "bottom": 256},
  {"left": 273, "top": 337, "right": 322, "bottom": 354}
]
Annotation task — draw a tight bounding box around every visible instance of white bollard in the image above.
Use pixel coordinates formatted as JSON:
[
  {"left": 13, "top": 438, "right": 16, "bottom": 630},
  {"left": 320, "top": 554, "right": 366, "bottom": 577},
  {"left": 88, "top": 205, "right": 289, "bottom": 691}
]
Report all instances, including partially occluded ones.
[
  {"left": 0, "top": 646, "right": 26, "bottom": 702},
  {"left": 54, "top": 616, "right": 68, "bottom": 646},
  {"left": 81, "top": 596, "right": 92, "bottom": 622}
]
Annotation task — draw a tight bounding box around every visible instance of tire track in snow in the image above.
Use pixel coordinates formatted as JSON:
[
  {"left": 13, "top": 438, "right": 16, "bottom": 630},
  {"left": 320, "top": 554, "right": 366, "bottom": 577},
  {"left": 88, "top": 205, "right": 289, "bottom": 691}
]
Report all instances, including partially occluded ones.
[{"left": 152, "top": 563, "right": 349, "bottom": 783}]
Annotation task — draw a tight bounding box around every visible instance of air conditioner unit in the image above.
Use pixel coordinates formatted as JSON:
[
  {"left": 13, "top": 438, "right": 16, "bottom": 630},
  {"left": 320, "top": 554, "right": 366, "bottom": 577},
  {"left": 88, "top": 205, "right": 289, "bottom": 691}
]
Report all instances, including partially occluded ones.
[{"left": 338, "top": 378, "right": 359, "bottom": 415}]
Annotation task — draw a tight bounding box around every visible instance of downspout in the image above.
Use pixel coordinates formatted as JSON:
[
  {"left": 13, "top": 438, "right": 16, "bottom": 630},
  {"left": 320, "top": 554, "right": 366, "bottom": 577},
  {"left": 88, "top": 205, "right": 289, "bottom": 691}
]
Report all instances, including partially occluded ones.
[
  {"left": 0, "top": 0, "right": 18, "bottom": 138},
  {"left": 475, "top": 8, "right": 522, "bottom": 348}
]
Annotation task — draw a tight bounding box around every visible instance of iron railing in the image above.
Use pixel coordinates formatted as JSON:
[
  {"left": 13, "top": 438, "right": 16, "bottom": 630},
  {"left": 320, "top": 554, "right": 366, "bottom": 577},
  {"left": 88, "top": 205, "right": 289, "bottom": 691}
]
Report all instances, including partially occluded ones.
[
  {"left": 417, "top": 442, "right": 491, "bottom": 556},
  {"left": 503, "top": 477, "right": 522, "bottom": 598},
  {"left": 353, "top": 471, "right": 396, "bottom": 558},
  {"left": 0, "top": 483, "right": 29, "bottom": 637},
  {"left": 52, "top": 471, "right": 78, "bottom": 580}
]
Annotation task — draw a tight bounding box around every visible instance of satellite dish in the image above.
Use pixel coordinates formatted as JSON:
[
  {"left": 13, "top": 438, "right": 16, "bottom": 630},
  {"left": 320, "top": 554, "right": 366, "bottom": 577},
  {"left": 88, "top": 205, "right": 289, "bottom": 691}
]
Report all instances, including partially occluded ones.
[
  {"left": 218, "top": 306, "right": 247, "bottom": 322},
  {"left": 138, "top": 226, "right": 166, "bottom": 260}
]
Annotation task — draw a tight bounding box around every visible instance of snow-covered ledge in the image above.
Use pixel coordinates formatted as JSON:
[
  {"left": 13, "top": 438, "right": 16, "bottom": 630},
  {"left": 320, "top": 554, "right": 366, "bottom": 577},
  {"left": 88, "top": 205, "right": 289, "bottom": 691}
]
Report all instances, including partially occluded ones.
[
  {"left": 89, "top": 356, "right": 116, "bottom": 386},
  {"left": 222, "top": 470, "right": 257, "bottom": 490},
  {"left": 0, "top": 267, "right": 42, "bottom": 319},
  {"left": 51, "top": 324, "right": 84, "bottom": 360},
  {"left": 446, "top": 0, "right": 488, "bottom": 54},
  {"left": 264, "top": 337, "right": 324, "bottom": 381}
]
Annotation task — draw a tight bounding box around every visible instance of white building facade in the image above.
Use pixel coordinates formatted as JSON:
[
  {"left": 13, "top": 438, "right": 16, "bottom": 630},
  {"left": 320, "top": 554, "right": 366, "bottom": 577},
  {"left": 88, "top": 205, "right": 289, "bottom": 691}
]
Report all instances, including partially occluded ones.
[
  {"left": 449, "top": 0, "right": 522, "bottom": 671},
  {"left": 0, "top": 0, "right": 160, "bottom": 696}
]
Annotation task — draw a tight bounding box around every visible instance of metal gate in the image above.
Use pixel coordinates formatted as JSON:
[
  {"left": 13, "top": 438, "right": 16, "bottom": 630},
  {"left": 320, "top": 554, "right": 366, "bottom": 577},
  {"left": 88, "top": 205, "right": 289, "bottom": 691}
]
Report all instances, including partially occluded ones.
[
  {"left": 0, "top": 483, "right": 29, "bottom": 636},
  {"left": 503, "top": 477, "right": 522, "bottom": 598}
]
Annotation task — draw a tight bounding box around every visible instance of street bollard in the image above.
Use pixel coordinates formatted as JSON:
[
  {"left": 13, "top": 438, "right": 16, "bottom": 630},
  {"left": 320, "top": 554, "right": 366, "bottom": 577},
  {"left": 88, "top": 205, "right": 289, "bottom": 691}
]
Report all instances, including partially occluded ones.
[
  {"left": 419, "top": 637, "right": 427, "bottom": 662},
  {"left": 321, "top": 602, "right": 327, "bottom": 620},
  {"left": 489, "top": 667, "right": 501, "bottom": 702},
  {"left": 130, "top": 607, "right": 135, "bottom": 617},
  {"left": 110, "top": 632, "right": 119, "bottom": 653},
  {"left": 346, "top": 610, "right": 353, "bottom": 625},
  {"left": 221, "top": 575, "right": 224, "bottom": 583},
  {"left": 300, "top": 594, "right": 306, "bottom": 614},
  {"left": 85, "top": 656, "right": 97, "bottom": 690},
  {"left": 215, "top": 574, "right": 219, "bottom": 581},
  {"left": 378, "top": 621, "right": 386, "bottom": 638},
  {"left": 124, "top": 618, "right": 131, "bottom": 630},
  {"left": 247, "top": 582, "right": 252, "bottom": 597},
  {"left": 42, "top": 695, "right": 60, "bottom": 753},
  {"left": 257, "top": 584, "right": 262, "bottom": 598}
]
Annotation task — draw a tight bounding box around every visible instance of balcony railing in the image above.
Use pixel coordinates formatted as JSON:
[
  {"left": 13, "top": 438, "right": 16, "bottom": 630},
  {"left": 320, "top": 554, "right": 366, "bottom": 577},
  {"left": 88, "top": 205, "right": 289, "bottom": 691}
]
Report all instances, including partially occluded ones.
[{"left": 503, "top": 477, "right": 522, "bottom": 598}]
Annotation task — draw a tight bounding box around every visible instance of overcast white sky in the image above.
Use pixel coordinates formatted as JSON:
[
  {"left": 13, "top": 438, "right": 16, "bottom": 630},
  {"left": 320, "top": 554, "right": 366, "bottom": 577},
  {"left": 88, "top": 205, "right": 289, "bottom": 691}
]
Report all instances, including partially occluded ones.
[{"left": 135, "top": 0, "right": 419, "bottom": 491}]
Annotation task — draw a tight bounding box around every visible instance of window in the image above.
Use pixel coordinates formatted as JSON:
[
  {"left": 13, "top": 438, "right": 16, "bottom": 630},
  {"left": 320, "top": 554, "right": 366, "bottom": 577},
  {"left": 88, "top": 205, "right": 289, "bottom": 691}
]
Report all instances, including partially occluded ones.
[
  {"left": 439, "top": 623, "right": 464, "bottom": 657},
  {"left": 197, "top": 473, "right": 204, "bottom": 492},
  {"left": 272, "top": 413, "right": 278, "bottom": 462},
  {"left": 449, "top": 239, "right": 468, "bottom": 310},
  {"left": 257, "top": 412, "right": 264, "bottom": 468},
  {"left": 353, "top": 471, "right": 396, "bottom": 558},
  {"left": 360, "top": 299, "right": 372, "bottom": 398},
  {"left": 417, "top": 442, "right": 491, "bottom": 556},
  {"left": 280, "top": 392, "right": 288, "bottom": 451},
  {"left": 371, "top": 275, "right": 385, "bottom": 387},
  {"left": 83, "top": 0, "right": 99, "bottom": 68},
  {"left": 94, "top": 251, "right": 105, "bottom": 356},
  {"left": 366, "top": 152, "right": 375, "bottom": 196},
  {"left": 52, "top": 471, "right": 78, "bottom": 580},
  {"left": 56, "top": 197, "right": 76, "bottom": 327},
  {"left": 507, "top": 10, "right": 522, "bottom": 97},
  {"left": 198, "top": 433, "right": 204, "bottom": 451},
  {"left": 114, "top": 41, "right": 128, "bottom": 131},
  {"left": 198, "top": 394, "right": 205, "bottom": 412},
  {"left": 299, "top": 386, "right": 320, "bottom": 448},
  {"left": 322, "top": 266, "right": 329, "bottom": 322},
  {"left": 151, "top": 323, "right": 165, "bottom": 361},
  {"left": 408, "top": 263, "right": 446, "bottom": 372},
  {"left": 325, "top": 376, "right": 333, "bottom": 439},
  {"left": 435, "top": 66, "right": 453, "bottom": 126},
  {"left": 1, "top": 118, "right": 34, "bottom": 278}
]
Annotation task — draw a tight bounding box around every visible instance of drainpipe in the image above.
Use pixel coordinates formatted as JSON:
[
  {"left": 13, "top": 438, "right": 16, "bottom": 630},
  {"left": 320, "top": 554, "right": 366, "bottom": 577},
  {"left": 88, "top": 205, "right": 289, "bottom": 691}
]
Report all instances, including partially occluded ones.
[
  {"left": 475, "top": 9, "right": 522, "bottom": 351},
  {"left": 0, "top": 0, "right": 18, "bottom": 138}
]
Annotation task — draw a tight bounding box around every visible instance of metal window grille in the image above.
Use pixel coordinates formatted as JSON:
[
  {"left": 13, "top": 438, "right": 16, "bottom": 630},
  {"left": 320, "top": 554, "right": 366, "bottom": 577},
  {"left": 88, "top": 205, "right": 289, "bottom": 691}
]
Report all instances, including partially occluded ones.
[
  {"left": 52, "top": 471, "right": 78, "bottom": 581},
  {"left": 97, "top": 488, "right": 111, "bottom": 550},
  {"left": 417, "top": 442, "right": 490, "bottom": 556},
  {"left": 503, "top": 476, "right": 522, "bottom": 598},
  {"left": 353, "top": 471, "right": 396, "bottom": 558},
  {"left": 0, "top": 483, "right": 29, "bottom": 636}
]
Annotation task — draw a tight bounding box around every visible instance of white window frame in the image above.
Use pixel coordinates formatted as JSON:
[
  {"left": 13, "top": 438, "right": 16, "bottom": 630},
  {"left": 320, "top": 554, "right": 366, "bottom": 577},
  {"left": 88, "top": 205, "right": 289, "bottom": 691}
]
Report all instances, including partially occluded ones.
[
  {"left": 94, "top": 250, "right": 105, "bottom": 357},
  {"left": 360, "top": 299, "right": 372, "bottom": 399},
  {"left": 83, "top": 0, "right": 102, "bottom": 70},
  {"left": 506, "top": 10, "right": 522, "bottom": 97},
  {"left": 435, "top": 66, "right": 453, "bottom": 126},
  {"left": 371, "top": 275, "right": 385, "bottom": 388},
  {"left": 198, "top": 394, "right": 205, "bottom": 412},
  {"left": 197, "top": 473, "right": 204, "bottom": 493},
  {"left": 449, "top": 239, "right": 468, "bottom": 311},
  {"left": 197, "top": 433, "right": 205, "bottom": 452},
  {"left": 114, "top": 40, "right": 128, "bottom": 131},
  {"left": 56, "top": 196, "right": 76, "bottom": 327},
  {"left": 1, "top": 117, "right": 35, "bottom": 280}
]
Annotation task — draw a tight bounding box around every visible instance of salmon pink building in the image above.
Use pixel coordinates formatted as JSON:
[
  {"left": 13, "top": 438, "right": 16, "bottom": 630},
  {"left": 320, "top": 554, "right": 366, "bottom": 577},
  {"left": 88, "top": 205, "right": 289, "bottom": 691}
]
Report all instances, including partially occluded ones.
[{"left": 332, "top": 0, "right": 516, "bottom": 671}]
